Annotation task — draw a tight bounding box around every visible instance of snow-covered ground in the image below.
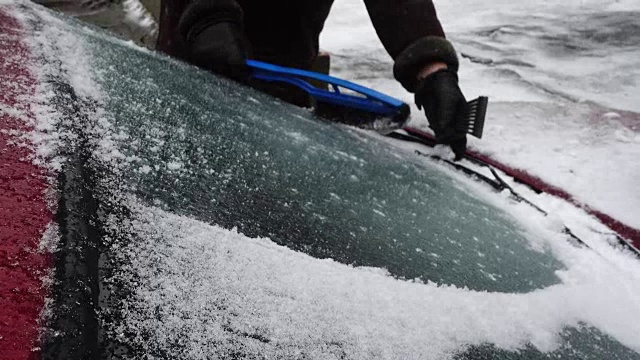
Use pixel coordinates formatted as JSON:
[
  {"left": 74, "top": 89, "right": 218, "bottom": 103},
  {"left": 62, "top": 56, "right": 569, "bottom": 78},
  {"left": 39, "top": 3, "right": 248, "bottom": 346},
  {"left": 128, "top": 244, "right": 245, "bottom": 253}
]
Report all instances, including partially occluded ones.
[{"left": 321, "top": 0, "right": 640, "bottom": 231}]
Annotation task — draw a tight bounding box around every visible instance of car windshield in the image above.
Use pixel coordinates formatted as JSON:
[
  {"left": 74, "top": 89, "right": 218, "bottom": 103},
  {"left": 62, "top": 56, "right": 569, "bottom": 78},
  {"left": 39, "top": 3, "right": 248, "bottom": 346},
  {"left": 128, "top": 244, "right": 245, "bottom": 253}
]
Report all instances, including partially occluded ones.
[{"left": 11, "top": 4, "right": 640, "bottom": 360}]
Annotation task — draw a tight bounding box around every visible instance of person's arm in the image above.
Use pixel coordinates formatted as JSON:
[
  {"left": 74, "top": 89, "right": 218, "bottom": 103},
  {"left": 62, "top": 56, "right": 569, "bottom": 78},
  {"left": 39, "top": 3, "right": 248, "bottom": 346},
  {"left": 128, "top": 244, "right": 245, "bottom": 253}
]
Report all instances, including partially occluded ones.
[
  {"left": 363, "top": 0, "right": 458, "bottom": 92},
  {"left": 364, "top": 0, "right": 468, "bottom": 160}
]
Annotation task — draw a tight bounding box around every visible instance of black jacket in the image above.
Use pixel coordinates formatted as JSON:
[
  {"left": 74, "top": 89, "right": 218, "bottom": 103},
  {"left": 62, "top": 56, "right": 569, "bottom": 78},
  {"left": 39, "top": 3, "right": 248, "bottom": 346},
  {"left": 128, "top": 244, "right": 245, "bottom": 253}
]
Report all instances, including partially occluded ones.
[{"left": 173, "top": 0, "right": 459, "bottom": 92}]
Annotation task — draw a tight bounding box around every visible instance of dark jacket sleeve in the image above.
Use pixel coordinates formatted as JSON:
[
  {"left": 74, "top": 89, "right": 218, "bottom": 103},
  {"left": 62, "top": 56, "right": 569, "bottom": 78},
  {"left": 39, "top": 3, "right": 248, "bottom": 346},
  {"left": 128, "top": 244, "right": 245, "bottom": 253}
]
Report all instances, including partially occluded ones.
[
  {"left": 363, "top": 0, "right": 459, "bottom": 92},
  {"left": 178, "top": 0, "right": 244, "bottom": 42}
]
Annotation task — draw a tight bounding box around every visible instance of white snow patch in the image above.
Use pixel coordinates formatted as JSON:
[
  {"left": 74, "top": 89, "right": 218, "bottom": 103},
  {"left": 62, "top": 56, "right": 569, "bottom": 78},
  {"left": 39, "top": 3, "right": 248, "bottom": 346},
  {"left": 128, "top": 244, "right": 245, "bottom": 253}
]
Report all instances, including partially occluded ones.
[
  {"left": 122, "top": 0, "right": 157, "bottom": 38},
  {"left": 138, "top": 164, "right": 152, "bottom": 174},
  {"left": 0, "top": 103, "right": 27, "bottom": 119},
  {"left": 120, "top": 201, "right": 640, "bottom": 359},
  {"left": 166, "top": 161, "right": 183, "bottom": 171},
  {"left": 373, "top": 209, "right": 386, "bottom": 217},
  {"left": 38, "top": 222, "right": 60, "bottom": 254}
]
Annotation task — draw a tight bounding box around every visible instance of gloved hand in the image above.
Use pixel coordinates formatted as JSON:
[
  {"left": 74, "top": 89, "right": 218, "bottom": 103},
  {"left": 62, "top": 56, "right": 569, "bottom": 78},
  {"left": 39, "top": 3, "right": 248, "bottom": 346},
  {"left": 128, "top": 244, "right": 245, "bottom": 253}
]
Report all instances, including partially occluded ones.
[
  {"left": 415, "top": 69, "right": 469, "bottom": 160},
  {"left": 187, "top": 22, "right": 249, "bottom": 82}
]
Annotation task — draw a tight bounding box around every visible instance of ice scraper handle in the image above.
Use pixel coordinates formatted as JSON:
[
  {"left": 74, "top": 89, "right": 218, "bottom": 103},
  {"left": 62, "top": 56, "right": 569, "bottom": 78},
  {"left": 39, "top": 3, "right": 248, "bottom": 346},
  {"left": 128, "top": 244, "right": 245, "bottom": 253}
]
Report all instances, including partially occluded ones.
[
  {"left": 415, "top": 68, "right": 487, "bottom": 160},
  {"left": 245, "top": 60, "right": 410, "bottom": 126}
]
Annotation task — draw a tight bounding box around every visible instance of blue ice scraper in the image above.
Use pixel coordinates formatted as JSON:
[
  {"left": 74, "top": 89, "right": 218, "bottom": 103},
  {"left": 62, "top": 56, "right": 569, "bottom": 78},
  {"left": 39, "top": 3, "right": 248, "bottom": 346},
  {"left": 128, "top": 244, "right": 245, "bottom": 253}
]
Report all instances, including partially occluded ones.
[{"left": 246, "top": 59, "right": 487, "bottom": 138}]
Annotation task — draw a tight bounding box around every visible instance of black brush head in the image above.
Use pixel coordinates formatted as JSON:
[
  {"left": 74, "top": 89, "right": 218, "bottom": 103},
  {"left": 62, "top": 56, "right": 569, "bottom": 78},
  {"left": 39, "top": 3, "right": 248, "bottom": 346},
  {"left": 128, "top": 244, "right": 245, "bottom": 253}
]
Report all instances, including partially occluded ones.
[
  {"left": 314, "top": 100, "right": 410, "bottom": 132},
  {"left": 465, "top": 96, "right": 488, "bottom": 139}
]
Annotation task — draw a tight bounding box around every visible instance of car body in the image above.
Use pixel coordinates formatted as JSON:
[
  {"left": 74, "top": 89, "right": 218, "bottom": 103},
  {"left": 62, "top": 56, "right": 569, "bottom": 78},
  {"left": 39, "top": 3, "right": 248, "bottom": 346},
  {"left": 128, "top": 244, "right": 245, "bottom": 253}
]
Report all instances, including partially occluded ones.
[{"left": 1, "top": 2, "right": 639, "bottom": 359}]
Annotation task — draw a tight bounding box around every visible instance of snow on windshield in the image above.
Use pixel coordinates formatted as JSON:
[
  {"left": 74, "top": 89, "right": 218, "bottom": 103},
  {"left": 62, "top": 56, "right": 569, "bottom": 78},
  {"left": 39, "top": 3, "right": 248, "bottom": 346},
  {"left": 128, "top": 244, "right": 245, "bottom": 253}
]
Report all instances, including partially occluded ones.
[
  {"left": 113, "top": 198, "right": 639, "bottom": 359},
  {"left": 13, "top": 1, "right": 640, "bottom": 359}
]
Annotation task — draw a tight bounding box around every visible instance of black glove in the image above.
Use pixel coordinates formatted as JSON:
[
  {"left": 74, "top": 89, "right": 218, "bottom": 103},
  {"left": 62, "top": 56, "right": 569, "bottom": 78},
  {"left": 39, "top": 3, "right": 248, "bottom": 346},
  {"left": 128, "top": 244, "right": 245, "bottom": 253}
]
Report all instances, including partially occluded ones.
[
  {"left": 415, "top": 69, "right": 469, "bottom": 160},
  {"left": 187, "top": 22, "right": 250, "bottom": 82}
]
